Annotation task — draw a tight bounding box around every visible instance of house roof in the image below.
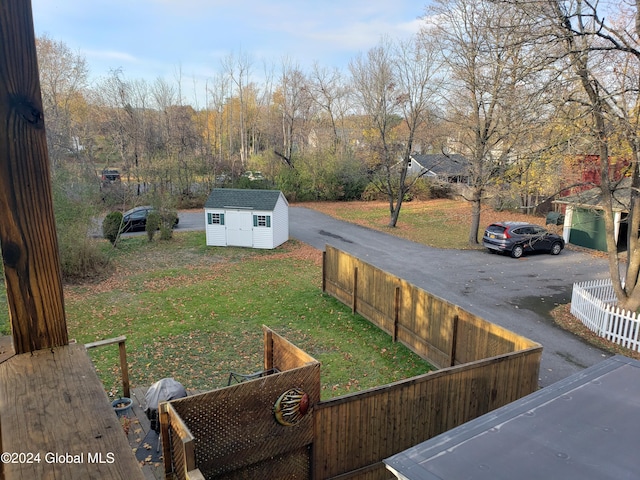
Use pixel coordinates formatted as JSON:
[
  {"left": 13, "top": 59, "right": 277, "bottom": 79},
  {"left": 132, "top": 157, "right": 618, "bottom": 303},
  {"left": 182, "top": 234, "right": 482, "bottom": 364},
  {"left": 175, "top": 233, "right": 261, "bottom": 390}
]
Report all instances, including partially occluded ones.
[
  {"left": 411, "top": 154, "right": 470, "bottom": 176},
  {"left": 384, "top": 355, "right": 640, "bottom": 480},
  {"left": 204, "top": 188, "right": 286, "bottom": 211},
  {"left": 553, "top": 178, "right": 632, "bottom": 213}
]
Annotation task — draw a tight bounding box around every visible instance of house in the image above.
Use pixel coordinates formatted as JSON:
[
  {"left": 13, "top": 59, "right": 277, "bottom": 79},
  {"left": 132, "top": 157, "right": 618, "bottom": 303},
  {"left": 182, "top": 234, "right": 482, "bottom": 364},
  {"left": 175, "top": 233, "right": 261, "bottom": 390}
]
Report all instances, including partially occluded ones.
[
  {"left": 385, "top": 355, "right": 640, "bottom": 480},
  {"left": 204, "top": 188, "right": 289, "bottom": 249},
  {"left": 409, "top": 153, "right": 470, "bottom": 184},
  {"left": 553, "top": 178, "right": 631, "bottom": 252}
]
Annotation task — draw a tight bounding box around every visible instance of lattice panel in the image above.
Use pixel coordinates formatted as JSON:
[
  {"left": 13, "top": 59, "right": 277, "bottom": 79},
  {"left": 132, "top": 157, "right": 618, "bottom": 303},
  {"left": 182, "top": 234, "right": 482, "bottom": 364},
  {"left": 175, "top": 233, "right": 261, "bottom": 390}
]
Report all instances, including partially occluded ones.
[
  {"left": 200, "top": 446, "right": 310, "bottom": 480},
  {"left": 170, "top": 363, "right": 320, "bottom": 478}
]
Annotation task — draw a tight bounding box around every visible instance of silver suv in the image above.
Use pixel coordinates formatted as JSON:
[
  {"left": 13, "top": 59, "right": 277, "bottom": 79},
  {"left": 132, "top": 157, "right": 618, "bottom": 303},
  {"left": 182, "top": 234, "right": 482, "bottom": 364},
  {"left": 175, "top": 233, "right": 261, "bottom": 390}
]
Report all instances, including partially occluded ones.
[{"left": 482, "top": 222, "right": 565, "bottom": 258}]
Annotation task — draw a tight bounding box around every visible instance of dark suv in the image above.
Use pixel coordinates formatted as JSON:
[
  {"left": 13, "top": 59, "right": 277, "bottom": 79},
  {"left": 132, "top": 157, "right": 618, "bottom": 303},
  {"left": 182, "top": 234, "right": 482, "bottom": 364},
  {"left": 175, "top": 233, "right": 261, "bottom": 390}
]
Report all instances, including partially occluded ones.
[
  {"left": 101, "top": 168, "right": 121, "bottom": 183},
  {"left": 121, "top": 206, "right": 179, "bottom": 232},
  {"left": 482, "top": 222, "right": 564, "bottom": 258}
]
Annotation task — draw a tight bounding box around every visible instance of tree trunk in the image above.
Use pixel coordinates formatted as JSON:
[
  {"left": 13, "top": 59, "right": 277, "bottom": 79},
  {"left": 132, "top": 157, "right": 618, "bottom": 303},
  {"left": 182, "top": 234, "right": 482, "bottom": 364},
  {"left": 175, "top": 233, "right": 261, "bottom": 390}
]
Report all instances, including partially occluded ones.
[{"left": 468, "top": 189, "right": 482, "bottom": 245}]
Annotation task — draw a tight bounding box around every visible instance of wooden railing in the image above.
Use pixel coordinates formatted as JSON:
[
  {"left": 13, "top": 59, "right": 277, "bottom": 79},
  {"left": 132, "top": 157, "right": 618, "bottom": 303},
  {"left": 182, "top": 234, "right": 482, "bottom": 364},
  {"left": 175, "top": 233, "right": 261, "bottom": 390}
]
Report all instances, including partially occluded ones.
[{"left": 85, "top": 335, "right": 130, "bottom": 398}]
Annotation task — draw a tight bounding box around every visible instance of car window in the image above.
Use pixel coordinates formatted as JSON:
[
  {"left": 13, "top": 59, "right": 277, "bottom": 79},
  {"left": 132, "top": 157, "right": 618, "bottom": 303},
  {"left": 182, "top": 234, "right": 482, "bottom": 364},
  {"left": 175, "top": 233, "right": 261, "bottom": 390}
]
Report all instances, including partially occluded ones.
[
  {"left": 531, "top": 226, "right": 546, "bottom": 235},
  {"left": 486, "top": 225, "right": 506, "bottom": 234},
  {"left": 130, "top": 211, "right": 146, "bottom": 220},
  {"left": 512, "top": 227, "right": 530, "bottom": 235}
]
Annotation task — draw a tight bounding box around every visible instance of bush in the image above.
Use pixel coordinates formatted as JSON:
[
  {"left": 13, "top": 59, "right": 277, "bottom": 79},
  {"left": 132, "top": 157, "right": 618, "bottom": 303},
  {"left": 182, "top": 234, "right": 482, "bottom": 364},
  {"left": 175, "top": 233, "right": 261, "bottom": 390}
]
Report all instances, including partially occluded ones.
[
  {"left": 159, "top": 210, "right": 178, "bottom": 240},
  {"left": 58, "top": 232, "right": 110, "bottom": 282},
  {"left": 102, "top": 211, "right": 123, "bottom": 245},
  {"left": 145, "top": 211, "right": 161, "bottom": 242}
]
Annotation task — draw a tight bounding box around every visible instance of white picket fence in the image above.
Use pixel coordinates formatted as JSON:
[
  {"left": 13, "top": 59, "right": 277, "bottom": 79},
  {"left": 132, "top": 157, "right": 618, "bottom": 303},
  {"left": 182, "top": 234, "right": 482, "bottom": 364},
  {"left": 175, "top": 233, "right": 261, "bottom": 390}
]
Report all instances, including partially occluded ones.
[{"left": 571, "top": 279, "right": 640, "bottom": 352}]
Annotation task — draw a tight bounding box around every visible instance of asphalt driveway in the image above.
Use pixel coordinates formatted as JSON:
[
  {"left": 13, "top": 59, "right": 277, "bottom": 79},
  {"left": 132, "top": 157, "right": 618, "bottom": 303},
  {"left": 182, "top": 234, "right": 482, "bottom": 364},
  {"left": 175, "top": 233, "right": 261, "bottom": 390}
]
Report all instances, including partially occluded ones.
[{"left": 289, "top": 206, "right": 613, "bottom": 388}]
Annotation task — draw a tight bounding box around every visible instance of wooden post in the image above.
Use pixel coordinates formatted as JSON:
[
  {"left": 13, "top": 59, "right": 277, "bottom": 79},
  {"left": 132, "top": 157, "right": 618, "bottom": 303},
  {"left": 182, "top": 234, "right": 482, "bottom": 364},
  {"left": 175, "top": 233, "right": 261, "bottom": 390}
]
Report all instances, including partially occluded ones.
[
  {"left": 159, "top": 403, "right": 173, "bottom": 476},
  {"left": 85, "top": 336, "right": 130, "bottom": 398},
  {"left": 321, "top": 250, "right": 326, "bottom": 292},
  {"left": 352, "top": 266, "right": 358, "bottom": 314},
  {"left": 450, "top": 315, "right": 459, "bottom": 367},
  {"left": 0, "top": 0, "right": 68, "bottom": 353},
  {"left": 393, "top": 286, "right": 400, "bottom": 342},
  {"left": 118, "top": 339, "right": 130, "bottom": 398},
  {"left": 263, "top": 326, "right": 274, "bottom": 371}
]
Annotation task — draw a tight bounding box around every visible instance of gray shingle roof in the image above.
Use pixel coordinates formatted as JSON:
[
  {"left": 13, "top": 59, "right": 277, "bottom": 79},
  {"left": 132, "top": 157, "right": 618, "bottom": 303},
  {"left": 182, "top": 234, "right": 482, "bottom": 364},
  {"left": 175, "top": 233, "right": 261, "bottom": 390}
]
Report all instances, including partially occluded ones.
[
  {"left": 411, "top": 154, "right": 470, "bottom": 176},
  {"left": 204, "top": 188, "right": 284, "bottom": 211}
]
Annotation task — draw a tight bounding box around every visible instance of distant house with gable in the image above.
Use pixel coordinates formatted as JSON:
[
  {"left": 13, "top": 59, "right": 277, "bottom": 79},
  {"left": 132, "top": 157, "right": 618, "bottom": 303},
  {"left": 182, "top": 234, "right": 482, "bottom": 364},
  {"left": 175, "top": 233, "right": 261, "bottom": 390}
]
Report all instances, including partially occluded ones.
[{"left": 407, "top": 154, "right": 471, "bottom": 184}]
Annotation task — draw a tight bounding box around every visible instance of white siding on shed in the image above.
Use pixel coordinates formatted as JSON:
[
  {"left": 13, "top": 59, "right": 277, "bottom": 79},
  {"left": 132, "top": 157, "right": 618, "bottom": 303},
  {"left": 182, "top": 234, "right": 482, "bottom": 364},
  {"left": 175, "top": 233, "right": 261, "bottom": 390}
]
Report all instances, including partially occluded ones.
[
  {"left": 205, "top": 210, "right": 227, "bottom": 246},
  {"left": 250, "top": 211, "right": 273, "bottom": 249},
  {"left": 203, "top": 189, "right": 289, "bottom": 249},
  {"left": 272, "top": 197, "right": 289, "bottom": 247}
]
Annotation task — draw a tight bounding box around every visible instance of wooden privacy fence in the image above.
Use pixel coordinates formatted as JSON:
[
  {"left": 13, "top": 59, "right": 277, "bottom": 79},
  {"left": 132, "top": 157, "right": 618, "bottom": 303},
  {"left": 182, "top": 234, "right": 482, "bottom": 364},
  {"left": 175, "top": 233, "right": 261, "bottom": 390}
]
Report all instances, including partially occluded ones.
[
  {"left": 322, "top": 245, "right": 541, "bottom": 368},
  {"left": 160, "top": 248, "right": 542, "bottom": 480},
  {"left": 318, "top": 245, "right": 542, "bottom": 479},
  {"left": 571, "top": 279, "right": 640, "bottom": 352}
]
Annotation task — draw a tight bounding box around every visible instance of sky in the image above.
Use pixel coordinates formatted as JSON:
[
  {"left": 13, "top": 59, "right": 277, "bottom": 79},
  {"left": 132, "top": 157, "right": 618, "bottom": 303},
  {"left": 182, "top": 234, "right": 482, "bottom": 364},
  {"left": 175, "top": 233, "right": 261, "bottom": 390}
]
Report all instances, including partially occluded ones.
[{"left": 31, "top": 0, "right": 427, "bottom": 105}]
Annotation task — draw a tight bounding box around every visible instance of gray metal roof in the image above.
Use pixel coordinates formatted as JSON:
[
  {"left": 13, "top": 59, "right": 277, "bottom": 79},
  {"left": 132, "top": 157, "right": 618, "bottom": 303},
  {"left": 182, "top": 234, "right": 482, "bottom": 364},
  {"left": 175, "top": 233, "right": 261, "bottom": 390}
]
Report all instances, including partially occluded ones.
[
  {"left": 204, "top": 188, "right": 285, "bottom": 211},
  {"left": 384, "top": 355, "right": 640, "bottom": 480}
]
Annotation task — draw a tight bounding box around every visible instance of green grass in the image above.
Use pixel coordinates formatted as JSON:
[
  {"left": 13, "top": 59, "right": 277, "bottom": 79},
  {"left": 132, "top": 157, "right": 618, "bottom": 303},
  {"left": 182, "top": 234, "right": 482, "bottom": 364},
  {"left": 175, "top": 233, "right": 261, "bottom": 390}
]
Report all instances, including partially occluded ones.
[{"left": 1, "top": 232, "right": 431, "bottom": 400}]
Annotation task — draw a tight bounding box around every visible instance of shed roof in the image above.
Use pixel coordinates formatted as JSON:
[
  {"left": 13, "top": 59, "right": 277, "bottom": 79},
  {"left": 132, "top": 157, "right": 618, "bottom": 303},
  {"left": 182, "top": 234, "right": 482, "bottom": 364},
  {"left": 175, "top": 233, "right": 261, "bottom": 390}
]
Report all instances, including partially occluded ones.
[
  {"left": 384, "top": 355, "right": 640, "bottom": 480},
  {"left": 204, "top": 188, "right": 285, "bottom": 211}
]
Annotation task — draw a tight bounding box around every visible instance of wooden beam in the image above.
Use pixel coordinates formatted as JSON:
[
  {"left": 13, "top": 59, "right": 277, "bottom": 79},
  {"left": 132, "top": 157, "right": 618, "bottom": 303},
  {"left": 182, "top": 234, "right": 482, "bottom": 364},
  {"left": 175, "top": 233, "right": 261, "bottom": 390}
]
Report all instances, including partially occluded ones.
[
  {"left": 0, "top": 0, "right": 68, "bottom": 353},
  {"left": 85, "top": 336, "right": 130, "bottom": 398}
]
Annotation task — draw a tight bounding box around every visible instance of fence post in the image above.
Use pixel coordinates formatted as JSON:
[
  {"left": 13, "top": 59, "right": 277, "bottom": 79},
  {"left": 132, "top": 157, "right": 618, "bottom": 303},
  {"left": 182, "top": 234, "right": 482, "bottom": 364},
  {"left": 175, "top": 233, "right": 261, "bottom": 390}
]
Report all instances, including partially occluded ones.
[
  {"left": 352, "top": 266, "right": 358, "bottom": 314},
  {"left": 322, "top": 251, "right": 326, "bottom": 293},
  {"left": 449, "top": 315, "right": 459, "bottom": 367},
  {"left": 264, "top": 327, "right": 274, "bottom": 371},
  {"left": 393, "top": 286, "right": 400, "bottom": 342}
]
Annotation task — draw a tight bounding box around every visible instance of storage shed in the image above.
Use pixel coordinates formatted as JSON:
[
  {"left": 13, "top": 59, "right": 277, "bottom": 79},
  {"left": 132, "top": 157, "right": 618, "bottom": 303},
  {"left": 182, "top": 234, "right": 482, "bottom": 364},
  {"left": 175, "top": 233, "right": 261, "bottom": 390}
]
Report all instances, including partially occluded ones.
[{"left": 204, "top": 188, "right": 289, "bottom": 249}]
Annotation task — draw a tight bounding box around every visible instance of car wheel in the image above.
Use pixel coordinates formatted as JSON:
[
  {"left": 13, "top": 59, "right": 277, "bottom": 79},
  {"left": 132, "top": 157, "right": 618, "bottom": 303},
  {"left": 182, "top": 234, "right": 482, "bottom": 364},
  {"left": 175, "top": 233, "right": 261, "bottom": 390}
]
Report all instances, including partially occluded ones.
[
  {"left": 550, "top": 242, "right": 562, "bottom": 255},
  {"left": 511, "top": 245, "right": 524, "bottom": 258}
]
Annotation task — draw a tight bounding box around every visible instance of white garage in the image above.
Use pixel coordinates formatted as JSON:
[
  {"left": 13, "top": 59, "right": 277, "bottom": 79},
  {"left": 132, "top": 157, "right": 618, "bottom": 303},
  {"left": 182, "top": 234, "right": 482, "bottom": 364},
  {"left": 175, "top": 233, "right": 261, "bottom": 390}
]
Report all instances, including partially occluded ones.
[{"left": 204, "top": 188, "right": 289, "bottom": 249}]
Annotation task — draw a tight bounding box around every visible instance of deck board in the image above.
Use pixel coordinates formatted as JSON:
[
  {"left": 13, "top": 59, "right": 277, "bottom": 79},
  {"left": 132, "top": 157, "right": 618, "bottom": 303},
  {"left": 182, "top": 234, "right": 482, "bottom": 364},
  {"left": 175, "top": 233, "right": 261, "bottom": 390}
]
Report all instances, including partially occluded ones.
[{"left": 0, "top": 343, "right": 145, "bottom": 479}]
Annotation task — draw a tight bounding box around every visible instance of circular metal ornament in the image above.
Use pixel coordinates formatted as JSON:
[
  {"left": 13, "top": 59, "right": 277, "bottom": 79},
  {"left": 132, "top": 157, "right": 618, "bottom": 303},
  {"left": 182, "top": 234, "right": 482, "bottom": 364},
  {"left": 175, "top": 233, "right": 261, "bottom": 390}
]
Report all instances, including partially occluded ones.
[{"left": 274, "top": 388, "right": 310, "bottom": 426}]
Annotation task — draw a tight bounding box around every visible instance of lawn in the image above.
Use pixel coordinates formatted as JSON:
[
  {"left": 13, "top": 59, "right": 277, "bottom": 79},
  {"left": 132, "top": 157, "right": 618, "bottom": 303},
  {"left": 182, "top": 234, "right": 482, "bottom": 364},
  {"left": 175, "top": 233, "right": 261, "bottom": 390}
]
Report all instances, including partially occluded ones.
[
  {"left": 7, "top": 232, "right": 430, "bottom": 400},
  {"left": 298, "top": 198, "right": 547, "bottom": 249}
]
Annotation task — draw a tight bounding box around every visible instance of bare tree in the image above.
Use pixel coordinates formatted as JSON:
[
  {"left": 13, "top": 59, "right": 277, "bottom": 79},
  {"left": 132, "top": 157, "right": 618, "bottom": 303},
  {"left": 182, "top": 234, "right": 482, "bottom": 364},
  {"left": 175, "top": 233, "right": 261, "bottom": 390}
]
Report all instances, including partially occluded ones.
[
  {"left": 274, "top": 58, "right": 314, "bottom": 167},
  {"left": 425, "top": 0, "right": 551, "bottom": 244},
  {"left": 222, "top": 51, "right": 253, "bottom": 166},
  {"left": 349, "top": 39, "right": 404, "bottom": 225},
  {"left": 36, "top": 34, "right": 88, "bottom": 166},
  {"left": 308, "top": 63, "right": 351, "bottom": 155},
  {"left": 390, "top": 36, "right": 444, "bottom": 226}
]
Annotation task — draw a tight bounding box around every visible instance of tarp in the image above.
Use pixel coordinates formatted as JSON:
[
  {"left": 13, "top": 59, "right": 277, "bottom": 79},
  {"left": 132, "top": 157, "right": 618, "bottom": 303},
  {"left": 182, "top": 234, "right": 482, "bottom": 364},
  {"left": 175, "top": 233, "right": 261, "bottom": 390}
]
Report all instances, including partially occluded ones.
[{"left": 144, "top": 377, "right": 187, "bottom": 412}]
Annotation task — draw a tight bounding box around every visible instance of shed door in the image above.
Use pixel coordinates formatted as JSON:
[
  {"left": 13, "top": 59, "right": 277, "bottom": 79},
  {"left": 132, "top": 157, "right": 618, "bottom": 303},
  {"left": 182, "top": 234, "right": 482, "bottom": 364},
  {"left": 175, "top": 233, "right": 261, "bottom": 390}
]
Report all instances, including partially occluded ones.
[{"left": 226, "top": 211, "right": 253, "bottom": 247}]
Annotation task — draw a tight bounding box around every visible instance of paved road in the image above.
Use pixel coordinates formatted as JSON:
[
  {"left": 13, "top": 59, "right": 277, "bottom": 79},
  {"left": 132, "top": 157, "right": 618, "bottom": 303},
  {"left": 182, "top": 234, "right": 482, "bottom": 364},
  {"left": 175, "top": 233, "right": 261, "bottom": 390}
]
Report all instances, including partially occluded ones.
[{"left": 289, "top": 206, "right": 613, "bottom": 388}]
